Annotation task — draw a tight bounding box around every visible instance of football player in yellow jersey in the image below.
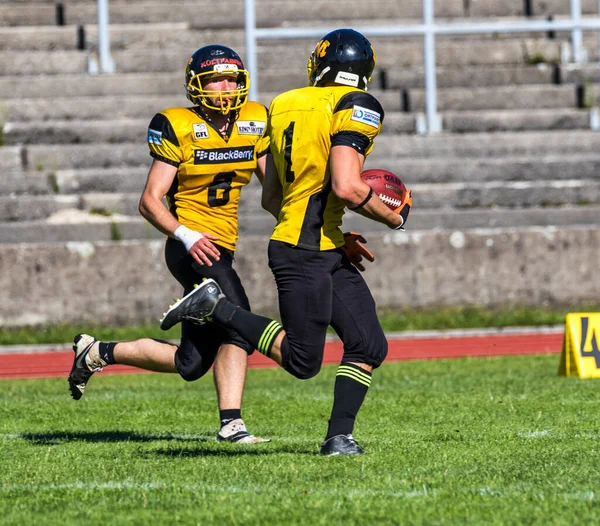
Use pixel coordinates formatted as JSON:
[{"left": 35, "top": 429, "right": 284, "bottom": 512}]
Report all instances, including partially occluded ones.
[
  {"left": 67, "top": 45, "right": 271, "bottom": 444},
  {"left": 159, "top": 30, "right": 413, "bottom": 455}
]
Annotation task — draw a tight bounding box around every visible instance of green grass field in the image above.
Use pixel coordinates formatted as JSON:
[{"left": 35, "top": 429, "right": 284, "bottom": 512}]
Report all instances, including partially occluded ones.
[{"left": 1, "top": 355, "right": 598, "bottom": 525}]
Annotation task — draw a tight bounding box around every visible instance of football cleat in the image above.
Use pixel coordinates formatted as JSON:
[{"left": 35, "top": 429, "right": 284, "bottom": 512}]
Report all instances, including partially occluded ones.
[
  {"left": 216, "top": 419, "right": 271, "bottom": 444},
  {"left": 67, "top": 334, "right": 107, "bottom": 400},
  {"left": 319, "top": 434, "right": 364, "bottom": 456},
  {"left": 159, "top": 278, "right": 223, "bottom": 330}
]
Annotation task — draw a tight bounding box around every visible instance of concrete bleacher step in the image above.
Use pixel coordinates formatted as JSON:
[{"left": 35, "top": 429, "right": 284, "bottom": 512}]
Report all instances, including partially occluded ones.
[
  {"left": 341, "top": 205, "right": 600, "bottom": 234},
  {"left": 0, "top": 1, "right": 457, "bottom": 27},
  {"left": 4, "top": 0, "right": 600, "bottom": 26},
  {"left": 0, "top": 215, "right": 164, "bottom": 243},
  {"left": 414, "top": 180, "right": 600, "bottom": 209},
  {"left": 11, "top": 129, "right": 600, "bottom": 172},
  {"left": 2, "top": 85, "right": 585, "bottom": 124},
  {"left": 3, "top": 176, "right": 599, "bottom": 225},
  {"left": 3, "top": 108, "right": 597, "bottom": 145},
  {"left": 1, "top": 205, "right": 599, "bottom": 244},
  {"left": 9, "top": 151, "right": 600, "bottom": 199},
  {"left": 0, "top": 193, "right": 141, "bottom": 222},
  {"left": 0, "top": 0, "right": 496, "bottom": 28},
  {"left": 0, "top": 195, "right": 79, "bottom": 222},
  {"left": 1, "top": 19, "right": 595, "bottom": 53},
  {"left": 438, "top": 108, "right": 593, "bottom": 133},
  {"left": 0, "top": 73, "right": 182, "bottom": 100},
  {"left": 0, "top": 65, "right": 585, "bottom": 101},
  {"left": 371, "top": 129, "right": 600, "bottom": 158},
  {"left": 408, "top": 84, "right": 584, "bottom": 111},
  {"left": 238, "top": 179, "right": 600, "bottom": 211},
  {"left": 2, "top": 63, "right": 592, "bottom": 101},
  {"left": 52, "top": 167, "right": 147, "bottom": 194},
  {"left": 50, "top": 154, "right": 600, "bottom": 188},
  {"left": 3, "top": 171, "right": 53, "bottom": 196},
  {"left": 3, "top": 152, "right": 600, "bottom": 198},
  {"left": 0, "top": 38, "right": 576, "bottom": 77},
  {"left": 369, "top": 154, "right": 600, "bottom": 183}
]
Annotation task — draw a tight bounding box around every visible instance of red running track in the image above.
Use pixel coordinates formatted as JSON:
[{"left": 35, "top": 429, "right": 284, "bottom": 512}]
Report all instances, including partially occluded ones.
[{"left": 0, "top": 332, "right": 563, "bottom": 380}]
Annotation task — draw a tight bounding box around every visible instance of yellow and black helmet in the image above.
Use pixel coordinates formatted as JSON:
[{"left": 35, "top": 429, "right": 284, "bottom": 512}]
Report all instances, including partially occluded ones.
[
  {"left": 307, "top": 28, "right": 376, "bottom": 91},
  {"left": 185, "top": 45, "right": 250, "bottom": 113}
]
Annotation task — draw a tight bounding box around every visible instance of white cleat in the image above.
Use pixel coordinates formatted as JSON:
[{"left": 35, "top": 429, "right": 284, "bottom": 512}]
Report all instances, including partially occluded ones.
[
  {"left": 216, "top": 419, "right": 271, "bottom": 444},
  {"left": 67, "top": 334, "right": 107, "bottom": 400}
]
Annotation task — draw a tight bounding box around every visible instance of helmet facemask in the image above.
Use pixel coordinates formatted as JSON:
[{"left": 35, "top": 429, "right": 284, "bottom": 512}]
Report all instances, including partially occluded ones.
[{"left": 186, "top": 64, "right": 250, "bottom": 115}]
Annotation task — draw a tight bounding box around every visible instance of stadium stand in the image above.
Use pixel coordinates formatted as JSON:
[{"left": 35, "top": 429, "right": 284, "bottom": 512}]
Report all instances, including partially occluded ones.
[{"left": 1, "top": 0, "right": 599, "bottom": 325}]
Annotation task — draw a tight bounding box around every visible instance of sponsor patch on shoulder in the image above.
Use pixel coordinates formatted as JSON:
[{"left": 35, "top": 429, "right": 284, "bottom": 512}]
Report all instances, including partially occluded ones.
[
  {"left": 193, "top": 123, "right": 209, "bottom": 140},
  {"left": 236, "top": 120, "right": 266, "bottom": 135},
  {"left": 148, "top": 128, "right": 163, "bottom": 145},
  {"left": 350, "top": 105, "right": 381, "bottom": 128}
]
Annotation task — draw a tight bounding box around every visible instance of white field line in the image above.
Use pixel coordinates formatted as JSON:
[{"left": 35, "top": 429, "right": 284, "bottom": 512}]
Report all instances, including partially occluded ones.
[{"left": 518, "top": 429, "right": 552, "bottom": 438}]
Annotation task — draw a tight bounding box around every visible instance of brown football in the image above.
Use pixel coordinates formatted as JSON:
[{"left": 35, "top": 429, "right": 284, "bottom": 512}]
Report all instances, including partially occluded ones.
[{"left": 360, "top": 169, "right": 407, "bottom": 211}]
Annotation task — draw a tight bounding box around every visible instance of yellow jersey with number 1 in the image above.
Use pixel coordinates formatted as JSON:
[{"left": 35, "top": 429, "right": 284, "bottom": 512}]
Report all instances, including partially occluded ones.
[
  {"left": 147, "top": 102, "right": 269, "bottom": 251},
  {"left": 267, "top": 85, "right": 384, "bottom": 251}
]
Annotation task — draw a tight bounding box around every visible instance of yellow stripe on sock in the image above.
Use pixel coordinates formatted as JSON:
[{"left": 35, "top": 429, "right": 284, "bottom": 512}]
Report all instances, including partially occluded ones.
[
  {"left": 258, "top": 321, "right": 282, "bottom": 354},
  {"left": 337, "top": 366, "right": 372, "bottom": 386},
  {"left": 337, "top": 365, "right": 372, "bottom": 380}
]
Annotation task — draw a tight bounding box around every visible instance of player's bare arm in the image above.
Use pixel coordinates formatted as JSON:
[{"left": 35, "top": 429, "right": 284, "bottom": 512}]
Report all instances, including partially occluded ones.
[
  {"left": 258, "top": 154, "right": 283, "bottom": 219},
  {"left": 329, "top": 145, "right": 403, "bottom": 229},
  {"left": 139, "top": 159, "right": 221, "bottom": 266}
]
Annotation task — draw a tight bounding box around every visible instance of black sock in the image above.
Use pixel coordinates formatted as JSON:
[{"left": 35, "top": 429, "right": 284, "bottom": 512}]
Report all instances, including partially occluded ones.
[
  {"left": 98, "top": 342, "right": 117, "bottom": 365},
  {"left": 325, "top": 363, "right": 372, "bottom": 440},
  {"left": 213, "top": 298, "right": 283, "bottom": 357},
  {"left": 220, "top": 409, "right": 241, "bottom": 427}
]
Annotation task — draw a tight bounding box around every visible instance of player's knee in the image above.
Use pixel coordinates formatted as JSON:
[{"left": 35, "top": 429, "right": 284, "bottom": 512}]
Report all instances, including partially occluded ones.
[
  {"left": 175, "top": 345, "right": 212, "bottom": 382},
  {"left": 285, "top": 360, "right": 322, "bottom": 380},
  {"left": 368, "top": 331, "right": 388, "bottom": 367},
  {"left": 176, "top": 360, "right": 210, "bottom": 382},
  {"left": 343, "top": 329, "right": 388, "bottom": 368}
]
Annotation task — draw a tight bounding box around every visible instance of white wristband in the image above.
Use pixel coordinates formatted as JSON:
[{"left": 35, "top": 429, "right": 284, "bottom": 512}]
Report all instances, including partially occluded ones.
[
  {"left": 393, "top": 216, "right": 405, "bottom": 230},
  {"left": 174, "top": 225, "right": 203, "bottom": 252}
]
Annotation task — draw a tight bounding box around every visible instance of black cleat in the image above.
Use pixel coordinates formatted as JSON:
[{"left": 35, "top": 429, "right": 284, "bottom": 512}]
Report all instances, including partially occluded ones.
[
  {"left": 320, "top": 434, "right": 364, "bottom": 456},
  {"left": 159, "top": 278, "right": 223, "bottom": 330}
]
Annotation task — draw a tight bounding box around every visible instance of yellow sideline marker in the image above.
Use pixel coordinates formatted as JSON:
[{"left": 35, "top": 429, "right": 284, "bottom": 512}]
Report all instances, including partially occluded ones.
[{"left": 558, "top": 313, "right": 600, "bottom": 378}]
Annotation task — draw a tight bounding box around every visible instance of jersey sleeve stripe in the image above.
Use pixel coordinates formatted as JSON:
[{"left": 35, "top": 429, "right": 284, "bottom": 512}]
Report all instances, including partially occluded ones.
[
  {"left": 150, "top": 151, "right": 180, "bottom": 167},
  {"left": 331, "top": 130, "right": 370, "bottom": 154}
]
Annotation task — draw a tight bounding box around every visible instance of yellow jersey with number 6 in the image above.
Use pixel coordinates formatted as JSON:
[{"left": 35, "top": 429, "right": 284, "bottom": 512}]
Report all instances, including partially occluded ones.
[
  {"left": 147, "top": 102, "right": 269, "bottom": 251},
  {"left": 267, "top": 85, "right": 384, "bottom": 251}
]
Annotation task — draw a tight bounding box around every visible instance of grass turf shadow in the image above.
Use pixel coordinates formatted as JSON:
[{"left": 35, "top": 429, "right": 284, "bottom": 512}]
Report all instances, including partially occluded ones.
[
  {"left": 149, "top": 443, "right": 318, "bottom": 457},
  {"left": 19, "top": 431, "right": 214, "bottom": 445},
  {"left": 19, "top": 432, "right": 318, "bottom": 455}
]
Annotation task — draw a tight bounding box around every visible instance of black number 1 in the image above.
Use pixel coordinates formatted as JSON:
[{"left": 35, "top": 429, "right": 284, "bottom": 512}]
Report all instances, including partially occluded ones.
[{"left": 283, "top": 122, "right": 295, "bottom": 183}]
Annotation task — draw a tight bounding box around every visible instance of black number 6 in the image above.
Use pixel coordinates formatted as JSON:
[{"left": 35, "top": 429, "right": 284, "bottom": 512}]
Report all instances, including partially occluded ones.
[{"left": 208, "top": 172, "right": 235, "bottom": 207}]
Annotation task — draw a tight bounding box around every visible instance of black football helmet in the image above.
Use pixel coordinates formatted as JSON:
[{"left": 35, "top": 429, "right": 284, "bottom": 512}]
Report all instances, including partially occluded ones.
[
  {"left": 307, "top": 28, "right": 376, "bottom": 91},
  {"left": 185, "top": 45, "right": 250, "bottom": 114}
]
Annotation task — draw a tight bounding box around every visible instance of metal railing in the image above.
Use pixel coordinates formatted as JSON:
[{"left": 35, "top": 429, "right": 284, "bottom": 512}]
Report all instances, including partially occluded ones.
[
  {"left": 244, "top": 0, "right": 600, "bottom": 134},
  {"left": 91, "top": 0, "right": 115, "bottom": 74}
]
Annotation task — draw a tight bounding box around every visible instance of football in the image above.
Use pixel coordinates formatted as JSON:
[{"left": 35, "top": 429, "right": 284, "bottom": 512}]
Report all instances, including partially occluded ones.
[{"left": 360, "top": 169, "right": 407, "bottom": 210}]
